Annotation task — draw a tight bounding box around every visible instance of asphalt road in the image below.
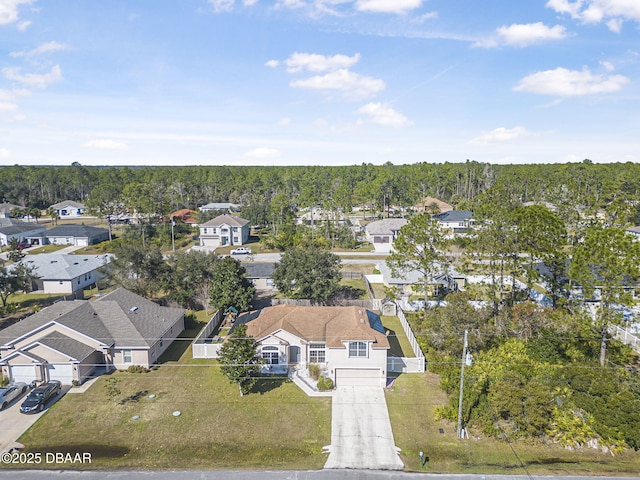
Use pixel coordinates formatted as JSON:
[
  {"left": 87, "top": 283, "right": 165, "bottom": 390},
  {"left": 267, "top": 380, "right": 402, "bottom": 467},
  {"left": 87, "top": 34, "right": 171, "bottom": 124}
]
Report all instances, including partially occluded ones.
[{"left": 1, "top": 471, "right": 639, "bottom": 480}]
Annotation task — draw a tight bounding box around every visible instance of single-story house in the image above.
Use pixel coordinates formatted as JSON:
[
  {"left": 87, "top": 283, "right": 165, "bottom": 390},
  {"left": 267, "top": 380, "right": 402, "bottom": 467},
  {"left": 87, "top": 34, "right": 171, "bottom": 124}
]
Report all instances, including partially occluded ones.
[
  {"left": 1, "top": 202, "right": 24, "bottom": 219},
  {"left": 199, "top": 202, "right": 241, "bottom": 213},
  {"left": 0, "top": 218, "right": 47, "bottom": 247},
  {"left": 199, "top": 214, "right": 250, "bottom": 248},
  {"left": 432, "top": 210, "right": 474, "bottom": 234},
  {"left": 414, "top": 196, "right": 453, "bottom": 214},
  {"left": 627, "top": 226, "right": 640, "bottom": 240},
  {"left": 49, "top": 200, "right": 87, "bottom": 218},
  {"left": 12, "top": 253, "right": 112, "bottom": 296},
  {"left": 241, "top": 304, "right": 390, "bottom": 387},
  {"left": 243, "top": 263, "right": 276, "bottom": 290},
  {"left": 377, "top": 262, "right": 466, "bottom": 297},
  {"left": 364, "top": 218, "right": 408, "bottom": 253},
  {"left": 26, "top": 224, "right": 110, "bottom": 247},
  {"left": 0, "top": 288, "right": 185, "bottom": 385}
]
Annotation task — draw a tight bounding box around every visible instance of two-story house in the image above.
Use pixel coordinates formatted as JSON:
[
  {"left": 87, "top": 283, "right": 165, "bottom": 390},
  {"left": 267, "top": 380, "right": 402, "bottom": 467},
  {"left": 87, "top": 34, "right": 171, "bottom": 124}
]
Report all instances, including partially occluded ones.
[{"left": 198, "top": 214, "right": 250, "bottom": 248}]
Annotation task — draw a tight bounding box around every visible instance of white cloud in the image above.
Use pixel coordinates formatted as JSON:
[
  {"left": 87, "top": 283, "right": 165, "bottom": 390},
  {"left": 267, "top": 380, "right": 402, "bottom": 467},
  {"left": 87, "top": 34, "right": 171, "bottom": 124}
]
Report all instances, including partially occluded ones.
[
  {"left": 285, "top": 52, "right": 360, "bottom": 73},
  {"left": 514, "top": 67, "right": 629, "bottom": 96},
  {"left": 265, "top": 59, "right": 279, "bottom": 68},
  {"left": 0, "top": 147, "right": 10, "bottom": 158},
  {"left": 356, "top": 0, "right": 423, "bottom": 14},
  {"left": 10, "top": 40, "right": 69, "bottom": 58},
  {"left": 0, "top": 101, "right": 18, "bottom": 112},
  {"left": 82, "top": 139, "right": 129, "bottom": 151},
  {"left": 277, "top": 117, "right": 292, "bottom": 126},
  {"left": 16, "top": 19, "right": 30, "bottom": 30},
  {"left": 2, "top": 64, "right": 62, "bottom": 88},
  {"left": 357, "top": 102, "right": 412, "bottom": 127},
  {"left": 0, "top": 0, "right": 32, "bottom": 25},
  {"left": 412, "top": 11, "right": 438, "bottom": 23},
  {"left": 243, "top": 147, "right": 281, "bottom": 159},
  {"left": 470, "top": 126, "right": 532, "bottom": 145},
  {"left": 290, "top": 68, "right": 385, "bottom": 99},
  {"left": 207, "top": 0, "right": 259, "bottom": 12},
  {"left": 546, "top": 0, "right": 640, "bottom": 31},
  {"left": 476, "top": 22, "right": 568, "bottom": 48},
  {"left": 600, "top": 60, "right": 615, "bottom": 71}
]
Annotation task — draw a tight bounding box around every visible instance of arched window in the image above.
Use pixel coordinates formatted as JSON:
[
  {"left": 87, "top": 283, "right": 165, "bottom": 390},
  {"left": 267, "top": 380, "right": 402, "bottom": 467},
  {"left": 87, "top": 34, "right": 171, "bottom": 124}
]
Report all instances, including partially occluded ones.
[{"left": 261, "top": 345, "right": 279, "bottom": 365}]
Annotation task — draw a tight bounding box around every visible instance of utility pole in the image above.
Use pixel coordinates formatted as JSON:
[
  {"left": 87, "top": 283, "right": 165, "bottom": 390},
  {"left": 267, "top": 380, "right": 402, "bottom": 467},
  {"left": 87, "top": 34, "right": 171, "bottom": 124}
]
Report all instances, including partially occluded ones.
[
  {"left": 171, "top": 218, "right": 176, "bottom": 252},
  {"left": 457, "top": 329, "right": 468, "bottom": 439}
]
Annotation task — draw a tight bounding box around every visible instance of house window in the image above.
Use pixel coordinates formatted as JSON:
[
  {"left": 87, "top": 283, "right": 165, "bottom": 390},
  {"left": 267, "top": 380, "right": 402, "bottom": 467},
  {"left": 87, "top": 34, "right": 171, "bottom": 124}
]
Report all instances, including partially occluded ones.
[
  {"left": 203, "top": 228, "right": 208, "bottom": 234},
  {"left": 232, "top": 227, "right": 238, "bottom": 232},
  {"left": 309, "top": 343, "right": 326, "bottom": 363},
  {"left": 348, "top": 341, "right": 367, "bottom": 358},
  {"left": 261, "top": 345, "right": 279, "bottom": 365},
  {"left": 212, "top": 228, "right": 217, "bottom": 234},
  {"left": 233, "top": 237, "right": 239, "bottom": 243},
  {"left": 123, "top": 350, "right": 132, "bottom": 363}
]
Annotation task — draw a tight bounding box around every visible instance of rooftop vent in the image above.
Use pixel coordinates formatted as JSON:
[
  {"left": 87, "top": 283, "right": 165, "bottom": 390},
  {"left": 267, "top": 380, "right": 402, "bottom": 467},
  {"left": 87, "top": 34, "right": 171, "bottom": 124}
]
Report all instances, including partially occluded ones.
[{"left": 130, "top": 306, "right": 139, "bottom": 313}]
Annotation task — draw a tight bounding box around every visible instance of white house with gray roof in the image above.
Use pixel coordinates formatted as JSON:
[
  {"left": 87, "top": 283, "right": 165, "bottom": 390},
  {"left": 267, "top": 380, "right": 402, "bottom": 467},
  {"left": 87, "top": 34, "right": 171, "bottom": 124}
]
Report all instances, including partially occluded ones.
[
  {"left": 26, "top": 224, "right": 110, "bottom": 247},
  {"left": 0, "top": 218, "right": 47, "bottom": 247},
  {"left": 364, "top": 218, "right": 408, "bottom": 252},
  {"left": 49, "top": 200, "right": 87, "bottom": 218},
  {"left": 13, "top": 254, "right": 112, "bottom": 296},
  {"left": 199, "top": 214, "right": 250, "bottom": 248},
  {"left": 0, "top": 288, "right": 185, "bottom": 384}
]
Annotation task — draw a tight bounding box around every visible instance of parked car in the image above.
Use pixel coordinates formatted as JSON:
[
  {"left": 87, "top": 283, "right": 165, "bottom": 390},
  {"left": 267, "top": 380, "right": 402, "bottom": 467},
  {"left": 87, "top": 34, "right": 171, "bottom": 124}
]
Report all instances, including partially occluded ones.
[
  {"left": 230, "top": 247, "right": 252, "bottom": 255},
  {"left": 19, "top": 381, "right": 61, "bottom": 414},
  {"left": 0, "top": 382, "right": 28, "bottom": 410}
]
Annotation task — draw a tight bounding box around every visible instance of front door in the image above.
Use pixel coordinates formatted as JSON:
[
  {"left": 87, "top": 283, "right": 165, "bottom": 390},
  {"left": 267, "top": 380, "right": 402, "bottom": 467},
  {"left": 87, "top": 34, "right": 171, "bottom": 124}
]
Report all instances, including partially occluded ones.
[{"left": 289, "top": 346, "right": 300, "bottom": 364}]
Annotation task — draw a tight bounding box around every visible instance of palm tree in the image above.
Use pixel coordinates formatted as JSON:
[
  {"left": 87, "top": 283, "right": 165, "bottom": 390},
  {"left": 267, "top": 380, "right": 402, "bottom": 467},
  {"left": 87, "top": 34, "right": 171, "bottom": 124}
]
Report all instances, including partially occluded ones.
[{"left": 46, "top": 207, "right": 59, "bottom": 225}]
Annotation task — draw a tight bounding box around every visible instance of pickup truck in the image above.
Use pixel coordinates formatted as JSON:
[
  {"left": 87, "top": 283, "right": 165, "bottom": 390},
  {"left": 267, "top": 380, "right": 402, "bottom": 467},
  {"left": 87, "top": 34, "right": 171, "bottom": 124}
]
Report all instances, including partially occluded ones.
[{"left": 230, "top": 247, "right": 252, "bottom": 255}]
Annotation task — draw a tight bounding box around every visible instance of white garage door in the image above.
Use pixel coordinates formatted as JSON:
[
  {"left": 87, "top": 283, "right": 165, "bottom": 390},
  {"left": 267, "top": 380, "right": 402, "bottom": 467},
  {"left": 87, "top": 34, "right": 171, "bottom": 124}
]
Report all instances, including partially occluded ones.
[
  {"left": 335, "top": 368, "right": 381, "bottom": 387},
  {"left": 47, "top": 364, "right": 74, "bottom": 384},
  {"left": 10, "top": 365, "right": 37, "bottom": 384},
  {"left": 76, "top": 238, "right": 88, "bottom": 246}
]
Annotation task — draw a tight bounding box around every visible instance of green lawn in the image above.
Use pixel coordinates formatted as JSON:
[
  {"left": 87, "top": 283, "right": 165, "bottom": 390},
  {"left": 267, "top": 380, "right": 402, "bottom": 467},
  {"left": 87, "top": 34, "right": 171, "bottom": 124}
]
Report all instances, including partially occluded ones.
[
  {"left": 386, "top": 373, "right": 640, "bottom": 475},
  {"left": 15, "top": 325, "right": 332, "bottom": 470},
  {"left": 381, "top": 315, "right": 414, "bottom": 357}
]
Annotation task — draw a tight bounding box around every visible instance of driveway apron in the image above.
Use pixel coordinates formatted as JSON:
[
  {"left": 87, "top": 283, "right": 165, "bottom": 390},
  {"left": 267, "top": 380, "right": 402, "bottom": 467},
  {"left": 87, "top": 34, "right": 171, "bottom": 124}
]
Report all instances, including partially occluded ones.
[{"left": 324, "top": 386, "right": 403, "bottom": 470}]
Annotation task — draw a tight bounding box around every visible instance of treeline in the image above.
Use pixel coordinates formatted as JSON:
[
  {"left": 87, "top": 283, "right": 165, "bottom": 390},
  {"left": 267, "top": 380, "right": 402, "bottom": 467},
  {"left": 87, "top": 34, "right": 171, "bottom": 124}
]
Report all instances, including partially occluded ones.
[{"left": 2, "top": 160, "right": 640, "bottom": 218}]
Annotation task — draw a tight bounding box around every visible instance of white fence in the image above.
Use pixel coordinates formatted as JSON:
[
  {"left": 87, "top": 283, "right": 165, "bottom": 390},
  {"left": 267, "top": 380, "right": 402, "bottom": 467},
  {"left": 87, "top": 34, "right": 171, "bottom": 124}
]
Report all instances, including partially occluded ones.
[
  {"left": 394, "top": 305, "right": 426, "bottom": 372},
  {"left": 610, "top": 325, "right": 640, "bottom": 353},
  {"left": 192, "top": 311, "right": 223, "bottom": 359},
  {"left": 388, "top": 356, "right": 425, "bottom": 373}
]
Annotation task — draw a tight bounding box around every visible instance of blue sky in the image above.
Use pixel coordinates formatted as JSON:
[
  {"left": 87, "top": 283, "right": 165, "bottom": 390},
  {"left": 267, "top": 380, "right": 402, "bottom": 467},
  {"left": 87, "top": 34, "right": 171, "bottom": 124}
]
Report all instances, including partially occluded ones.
[{"left": 1, "top": 0, "right": 639, "bottom": 166}]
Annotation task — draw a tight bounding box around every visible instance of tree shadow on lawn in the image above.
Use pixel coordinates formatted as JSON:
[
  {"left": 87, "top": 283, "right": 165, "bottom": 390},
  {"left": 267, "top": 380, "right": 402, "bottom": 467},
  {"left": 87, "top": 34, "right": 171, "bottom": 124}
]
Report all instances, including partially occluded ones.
[
  {"left": 334, "top": 285, "right": 366, "bottom": 300},
  {"left": 250, "top": 374, "right": 290, "bottom": 395}
]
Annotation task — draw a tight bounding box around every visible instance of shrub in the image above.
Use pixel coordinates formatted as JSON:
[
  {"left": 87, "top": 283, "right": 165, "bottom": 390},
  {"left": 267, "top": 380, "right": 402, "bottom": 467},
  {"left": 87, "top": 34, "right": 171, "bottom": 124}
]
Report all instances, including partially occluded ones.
[
  {"left": 126, "top": 365, "right": 149, "bottom": 374},
  {"left": 0, "top": 376, "right": 9, "bottom": 387},
  {"left": 308, "top": 363, "right": 321, "bottom": 380},
  {"left": 317, "top": 376, "right": 334, "bottom": 391}
]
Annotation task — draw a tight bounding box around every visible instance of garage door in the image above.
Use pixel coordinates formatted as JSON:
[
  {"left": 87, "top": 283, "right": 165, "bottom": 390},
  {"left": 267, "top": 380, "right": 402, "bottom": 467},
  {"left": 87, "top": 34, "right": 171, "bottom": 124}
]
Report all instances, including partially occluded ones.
[
  {"left": 47, "top": 364, "right": 74, "bottom": 384},
  {"left": 335, "top": 368, "right": 381, "bottom": 387},
  {"left": 76, "top": 238, "right": 88, "bottom": 246},
  {"left": 10, "top": 365, "right": 37, "bottom": 384}
]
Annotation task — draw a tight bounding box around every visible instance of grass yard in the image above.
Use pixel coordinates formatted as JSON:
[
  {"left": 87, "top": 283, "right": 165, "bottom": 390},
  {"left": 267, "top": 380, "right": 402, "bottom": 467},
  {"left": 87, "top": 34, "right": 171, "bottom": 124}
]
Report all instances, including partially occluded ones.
[
  {"left": 386, "top": 373, "right": 640, "bottom": 475},
  {"left": 15, "top": 324, "right": 332, "bottom": 470},
  {"left": 381, "top": 315, "right": 414, "bottom": 357}
]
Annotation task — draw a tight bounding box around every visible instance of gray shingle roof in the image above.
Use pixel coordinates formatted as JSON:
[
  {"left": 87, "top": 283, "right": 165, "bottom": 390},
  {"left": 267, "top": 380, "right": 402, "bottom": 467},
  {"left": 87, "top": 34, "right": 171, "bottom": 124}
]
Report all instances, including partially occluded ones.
[
  {"left": 243, "top": 263, "right": 275, "bottom": 278},
  {"left": 200, "top": 214, "right": 249, "bottom": 228},
  {"left": 365, "top": 218, "right": 408, "bottom": 235},
  {"left": 0, "top": 288, "right": 185, "bottom": 350},
  {"left": 49, "top": 200, "right": 86, "bottom": 209},
  {"left": 37, "top": 332, "right": 96, "bottom": 361},
  {"left": 18, "top": 254, "right": 112, "bottom": 280},
  {"left": 0, "top": 218, "right": 46, "bottom": 236},
  {"left": 44, "top": 224, "right": 108, "bottom": 239},
  {"left": 433, "top": 210, "right": 473, "bottom": 222}
]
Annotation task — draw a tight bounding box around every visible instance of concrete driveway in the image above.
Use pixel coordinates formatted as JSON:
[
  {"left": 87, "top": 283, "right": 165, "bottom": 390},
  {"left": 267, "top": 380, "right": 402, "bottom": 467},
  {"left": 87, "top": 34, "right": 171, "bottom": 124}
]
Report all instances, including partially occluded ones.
[
  {"left": 324, "top": 386, "right": 403, "bottom": 470},
  {"left": 0, "top": 386, "right": 68, "bottom": 453}
]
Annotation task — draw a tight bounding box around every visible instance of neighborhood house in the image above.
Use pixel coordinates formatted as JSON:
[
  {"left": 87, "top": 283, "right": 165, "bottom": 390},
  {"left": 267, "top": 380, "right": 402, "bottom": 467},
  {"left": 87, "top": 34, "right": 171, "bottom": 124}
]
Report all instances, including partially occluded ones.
[
  {"left": 241, "top": 304, "right": 390, "bottom": 387},
  {"left": 0, "top": 288, "right": 185, "bottom": 385},
  {"left": 199, "top": 214, "right": 250, "bottom": 248},
  {"left": 50, "top": 200, "right": 87, "bottom": 218},
  {"left": 25, "top": 224, "right": 110, "bottom": 247},
  {"left": 364, "top": 218, "right": 408, "bottom": 253}
]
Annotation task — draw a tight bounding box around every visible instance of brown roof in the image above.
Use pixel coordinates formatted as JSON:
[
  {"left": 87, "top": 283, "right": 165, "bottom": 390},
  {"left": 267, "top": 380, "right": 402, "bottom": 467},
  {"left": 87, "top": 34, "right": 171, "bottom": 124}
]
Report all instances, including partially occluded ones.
[
  {"left": 245, "top": 304, "right": 389, "bottom": 349},
  {"left": 416, "top": 196, "right": 452, "bottom": 212},
  {"left": 169, "top": 209, "right": 198, "bottom": 223}
]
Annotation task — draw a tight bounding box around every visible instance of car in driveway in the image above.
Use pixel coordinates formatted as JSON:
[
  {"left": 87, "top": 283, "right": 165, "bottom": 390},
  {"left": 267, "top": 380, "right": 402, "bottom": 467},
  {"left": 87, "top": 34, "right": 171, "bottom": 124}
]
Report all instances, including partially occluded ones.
[
  {"left": 0, "top": 382, "right": 29, "bottom": 410},
  {"left": 19, "top": 381, "right": 61, "bottom": 414},
  {"left": 230, "top": 247, "right": 252, "bottom": 255}
]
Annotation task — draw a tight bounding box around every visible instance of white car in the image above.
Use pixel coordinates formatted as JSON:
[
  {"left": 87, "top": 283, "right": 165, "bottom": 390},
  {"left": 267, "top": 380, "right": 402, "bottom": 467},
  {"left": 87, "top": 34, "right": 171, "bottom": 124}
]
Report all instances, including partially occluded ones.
[
  {"left": 0, "top": 382, "right": 28, "bottom": 410},
  {"left": 230, "top": 247, "right": 252, "bottom": 255}
]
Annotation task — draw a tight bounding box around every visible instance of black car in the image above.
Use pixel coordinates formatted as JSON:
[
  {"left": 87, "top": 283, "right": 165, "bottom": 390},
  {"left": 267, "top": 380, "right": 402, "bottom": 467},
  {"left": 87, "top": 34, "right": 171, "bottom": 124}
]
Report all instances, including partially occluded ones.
[{"left": 19, "top": 381, "right": 61, "bottom": 414}]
